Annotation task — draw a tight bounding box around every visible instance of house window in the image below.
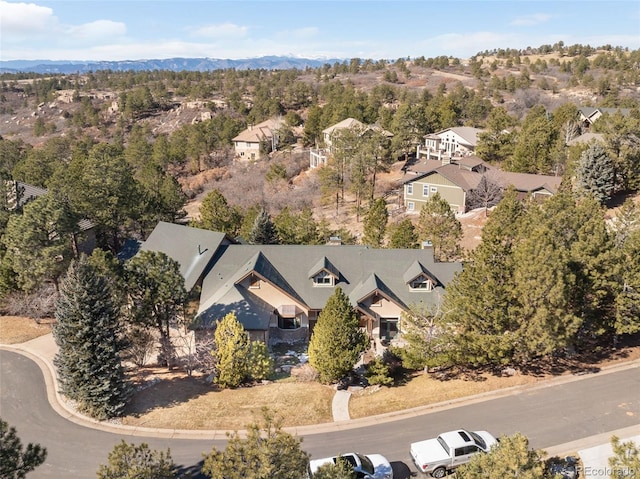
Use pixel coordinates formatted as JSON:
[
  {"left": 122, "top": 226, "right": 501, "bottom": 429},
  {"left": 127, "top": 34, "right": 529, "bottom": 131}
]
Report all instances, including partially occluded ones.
[
  {"left": 407, "top": 184, "right": 413, "bottom": 194},
  {"left": 313, "top": 270, "right": 334, "bottom": 286},
  {"left": 407, "top": 202, "right": 415, "bottom": 211},
  {"left": 430, "top": 186, "right": 437, "bottom": 193},
  {"left": 380, "top": 318, "right": 398, "bottom": 341},
  {"left": 410, "top": 276, "right": 433, "bottom": 291},
  {"left": 278, "top": 314, "right": 301, "bottom": 330},
  {"left": 371, "top": 293, "right": 382, "bottom": 307},
  {"left": 249, "top": 275, "right": 260, "bottom": 289},
  {"left": 423, "top": 185, "right": 429, "bottom": 197}
]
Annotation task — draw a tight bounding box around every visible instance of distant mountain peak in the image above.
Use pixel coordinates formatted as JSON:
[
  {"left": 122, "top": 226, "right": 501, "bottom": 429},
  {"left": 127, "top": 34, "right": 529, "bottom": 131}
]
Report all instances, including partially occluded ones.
[{"left": 0, "top": 56, "right": 346, "bottom": 74}]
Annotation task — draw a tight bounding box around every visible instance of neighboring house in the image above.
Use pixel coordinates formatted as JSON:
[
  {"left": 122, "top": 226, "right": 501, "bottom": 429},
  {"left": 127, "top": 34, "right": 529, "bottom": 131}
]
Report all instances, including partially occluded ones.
[
  {"left": 567, "top": 132, "right": 605, "bottom": 146},
  {"left": 309, "top": 118, "right": 393, "bottom": 168},
  {"left": 232, "top": 117, "right": 283, "bottom": 161},
  {"left": 578, "top": 107, "right": 631, "bottom": 130},
  {"left": 4, "top": 180, "right": 97, "bottom": 255},
  {"left": 417, "top": 127, "right": 483, "bottom": 160},
  {"left": 140, "top": 221, "right": 462, "bottom": 352},
  {"left": 5, "top": 180, "right": 48, "bottom": 210},
  {"left": 402, "top": 156, "right": 562, "bottom": 213}
]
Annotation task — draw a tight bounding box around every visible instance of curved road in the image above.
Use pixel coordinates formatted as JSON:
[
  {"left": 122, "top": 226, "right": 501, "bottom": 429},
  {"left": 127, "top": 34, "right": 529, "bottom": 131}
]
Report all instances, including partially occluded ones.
[{"left": 1, "top": 349, "right": 639, "bottom": 479}]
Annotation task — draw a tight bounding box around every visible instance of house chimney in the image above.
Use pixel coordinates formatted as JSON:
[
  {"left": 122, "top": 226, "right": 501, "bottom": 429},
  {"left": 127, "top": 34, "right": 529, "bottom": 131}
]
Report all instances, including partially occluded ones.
[
  {"left": 327, "top": 236, "right": 342, "bottom": 246},
  {"left": 422, "top": 239, "right": 436, "bottom": 261}
]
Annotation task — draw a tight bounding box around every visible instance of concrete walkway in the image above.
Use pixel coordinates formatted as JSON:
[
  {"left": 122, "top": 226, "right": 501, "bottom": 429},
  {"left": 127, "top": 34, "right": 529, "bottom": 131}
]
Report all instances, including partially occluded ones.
[
  {"left": 331, "top": 390, "right": 352, "bottom": 422},
  {"left": 2, "top": 332, "right": 639, "bottom": 466}
]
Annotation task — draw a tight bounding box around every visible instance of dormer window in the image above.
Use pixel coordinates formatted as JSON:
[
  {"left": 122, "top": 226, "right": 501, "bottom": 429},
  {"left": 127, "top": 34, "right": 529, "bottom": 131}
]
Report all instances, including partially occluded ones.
[
  {"left": 249, "top": 274, "right": 261, "bottom": 289},
  {"left": 410, "top": 275, "right": 433, "bottom": 291},
  {"left": 371, "top": 293, "right": 383, "bottom": 307},
  {"left": 313, "top": 270, "right": 334, "bottom": 286}
]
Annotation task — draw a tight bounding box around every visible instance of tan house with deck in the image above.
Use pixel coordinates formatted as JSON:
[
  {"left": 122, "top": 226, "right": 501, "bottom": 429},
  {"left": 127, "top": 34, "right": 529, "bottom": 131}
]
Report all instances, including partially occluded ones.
[
  {"left": 232, "top": 117, "right": 283, "bottom": 161},
  {"left": 310, "top": 118, "right": 393, "bottom": 168}
]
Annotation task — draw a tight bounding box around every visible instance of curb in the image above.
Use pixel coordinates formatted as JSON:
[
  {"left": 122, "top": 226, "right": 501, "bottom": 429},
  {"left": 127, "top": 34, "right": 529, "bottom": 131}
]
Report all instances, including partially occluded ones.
[{"left": 2, "top": 339, "right": 639, "bottom": 439}]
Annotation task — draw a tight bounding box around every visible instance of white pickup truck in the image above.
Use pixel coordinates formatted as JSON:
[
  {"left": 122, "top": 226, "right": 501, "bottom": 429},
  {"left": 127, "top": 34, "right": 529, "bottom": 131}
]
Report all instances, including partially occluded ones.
[
  {"left": 410, "top": 429, "right": 498, "bottom": 478},
  {"left": 309, "top": 452, "right": 393, "bottom": 479}
]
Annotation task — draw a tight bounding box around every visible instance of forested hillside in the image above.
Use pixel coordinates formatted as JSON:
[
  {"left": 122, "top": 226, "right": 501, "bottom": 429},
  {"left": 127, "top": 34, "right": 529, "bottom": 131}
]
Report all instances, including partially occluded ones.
[{"left": 1, "top": 42, "right": 639, "bottom": 357}]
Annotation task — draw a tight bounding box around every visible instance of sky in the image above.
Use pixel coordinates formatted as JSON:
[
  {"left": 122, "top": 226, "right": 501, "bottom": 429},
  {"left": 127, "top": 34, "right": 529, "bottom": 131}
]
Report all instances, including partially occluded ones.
[{"left": 1, "top": 0, "right": 639, "bottom": 62}]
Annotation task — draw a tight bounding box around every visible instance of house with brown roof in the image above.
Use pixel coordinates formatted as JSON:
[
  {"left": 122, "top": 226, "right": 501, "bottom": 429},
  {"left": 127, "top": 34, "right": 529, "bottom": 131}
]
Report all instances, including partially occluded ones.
[
  {"left": 232, "top": 117, "right": 284, "bottom": 161},
  {"left": 402, "top": 156, "right": 562, "bottom": 213},
  {"left": 310, "top": 118, "right": 393, "bottom": 168},
  {"left": 140, "top": 221, "right": 461, "bottom": 353}
]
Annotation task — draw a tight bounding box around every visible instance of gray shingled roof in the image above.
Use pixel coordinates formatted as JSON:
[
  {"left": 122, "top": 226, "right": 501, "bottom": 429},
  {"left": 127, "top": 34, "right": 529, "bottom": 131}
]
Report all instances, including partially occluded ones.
[
  {"left": 139, "top": 221, "right": 229, "bottom": 291},
  {"left": 308, "top": 256, "right": 340, "bottom": 279},
  {"left": 402, "top": 260, "right": 436, "bottom": 285},
  {"left": 567, "top": 132, "right": 604, "bottom": 146},
  {"left": 197, "top": 244, "right": 462, "bottom": 328}
]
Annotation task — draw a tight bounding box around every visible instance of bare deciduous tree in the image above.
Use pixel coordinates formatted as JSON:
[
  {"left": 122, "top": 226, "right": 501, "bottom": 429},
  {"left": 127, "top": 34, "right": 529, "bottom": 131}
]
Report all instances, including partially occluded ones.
[{"left": 467, "top": 172, "right": 504, "bottom": 216}]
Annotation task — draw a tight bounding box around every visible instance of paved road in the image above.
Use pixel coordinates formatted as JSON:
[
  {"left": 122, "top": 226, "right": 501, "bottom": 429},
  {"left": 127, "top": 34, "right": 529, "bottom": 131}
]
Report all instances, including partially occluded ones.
[{"left": 1, "top": 349, "right": 639, "bottom": 479}]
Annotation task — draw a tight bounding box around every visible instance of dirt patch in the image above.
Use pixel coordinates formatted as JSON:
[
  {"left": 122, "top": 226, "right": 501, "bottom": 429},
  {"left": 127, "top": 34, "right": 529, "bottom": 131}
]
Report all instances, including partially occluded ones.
[{"left": 0, "top": 316, "right": 54, "bottom": 344}]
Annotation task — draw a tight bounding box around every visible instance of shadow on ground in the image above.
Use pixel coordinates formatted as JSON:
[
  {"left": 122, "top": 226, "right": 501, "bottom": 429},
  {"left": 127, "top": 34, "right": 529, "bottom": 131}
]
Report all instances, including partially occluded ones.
[
  {"left": 125, "top": 370, "right": 212, "bottom": 416},
  {"left": 392, "top": 461, "right": 416, "bottom": 479}
]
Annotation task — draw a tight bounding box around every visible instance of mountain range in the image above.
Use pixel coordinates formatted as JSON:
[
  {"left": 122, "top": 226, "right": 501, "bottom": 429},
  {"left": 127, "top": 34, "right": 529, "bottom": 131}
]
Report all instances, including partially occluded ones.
[{"left": 0, "top": 56, "right": 346, "bottom": 74}]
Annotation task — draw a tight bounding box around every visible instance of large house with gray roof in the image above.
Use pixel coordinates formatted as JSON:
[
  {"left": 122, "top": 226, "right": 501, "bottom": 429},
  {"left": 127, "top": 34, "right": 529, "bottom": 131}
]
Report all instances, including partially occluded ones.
[{"left": 141, "top": 221, "right": 462, "bottom": 352}]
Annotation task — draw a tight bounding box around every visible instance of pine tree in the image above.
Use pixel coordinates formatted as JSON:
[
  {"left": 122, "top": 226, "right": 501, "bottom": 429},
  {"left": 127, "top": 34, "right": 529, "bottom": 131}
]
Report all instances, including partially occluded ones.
[
  {"left": 53, "top": 255, "right": 131, "bottom": 419},
  {"left": 213, "top": 312, "right": 250, "bottom": 388},
  {"left": 196, "top": 189, "right": 242, "bottom": 237},
  {"left": 388, "top": 218, "right": 418, "bottom": 249},
  {"left": 362, "top": 197, "right": 388, "bottom": 247},
  {"left": 511, "top": 209, "right": 581, "bottom": 362},
  {"left": 608, "top": 436, "right": 640, "bottom": 478},
  {"left": 416, "top": 192, "right": 462, "bottom": 262},
  {"left": 126, "top": 250, "right": 187, "bottom": 368},
  {"left": 456, "top": 433, "right": 547, "bottom": 479},
  {"left": 567, "top": 196, "right": 617, "bottom": 338},
  {"left": 575, "top": 143, "right": 615, "bottom": 204},
  {"left": 312, "top": 457, "right": 356, "bottom": 479},
  {"left": 97, "top": 441, "right": 176, "bottom": 479},
  {"left": 0, "top": 419, "right": 47, "bottom": 479},
  {"left": 248, "top": 208, "right": 278, "bottom": 245},
  {"left": 1, "top": 193, "right": 78, "bottom": 292},
  {"left": 308, "top": 287, "right": 368, "bottom": 383},
  {"left": 506, "top": 105, "right": 557, "bottom": 174},
  {"left": 201, "top": 409, "right": 310, "bottom": 479},
  {"left": 443, "top": 188, "right": 524, "bottom": 366},
  {"left": 615, "top": 226, "right": 640, "bottom": 336}
]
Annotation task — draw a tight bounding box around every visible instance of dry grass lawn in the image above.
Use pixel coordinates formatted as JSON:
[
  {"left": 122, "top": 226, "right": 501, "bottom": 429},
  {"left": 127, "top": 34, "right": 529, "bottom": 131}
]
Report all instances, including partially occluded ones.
[
  {"left": 122, "top": 371, "right": 335, "bottom": 430},
  {"left": 0, "top": 316, "right": 54, "bottom": 344},
  {"left": 3, "top": 321, "right": 640, "bottom": 431}
]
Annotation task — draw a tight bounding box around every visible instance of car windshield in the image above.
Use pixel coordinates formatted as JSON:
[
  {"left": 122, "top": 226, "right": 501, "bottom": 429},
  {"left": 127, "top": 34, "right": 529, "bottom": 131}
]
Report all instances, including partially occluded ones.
[
  {"left": 356, "top": 454, "right": 375, "bottom": 474},
  {"left": 469, "top": 431, "right": 486, "bottom": 450}
]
